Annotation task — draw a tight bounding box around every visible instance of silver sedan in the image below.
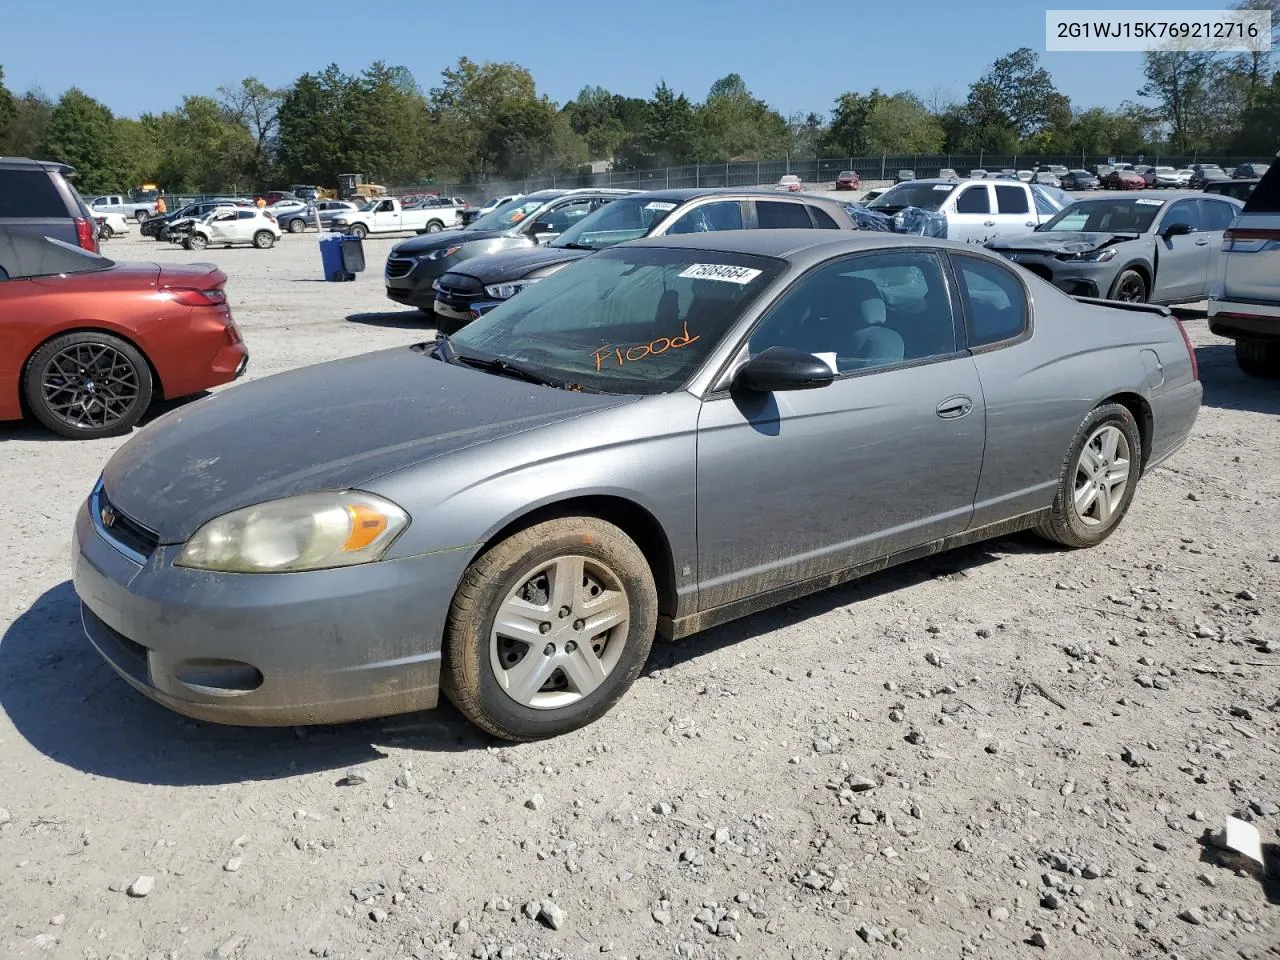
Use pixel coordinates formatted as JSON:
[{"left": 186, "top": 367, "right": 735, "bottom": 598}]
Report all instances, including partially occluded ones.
[{"left": 73, "top": 231, "right": 1202, "bottom": 740}]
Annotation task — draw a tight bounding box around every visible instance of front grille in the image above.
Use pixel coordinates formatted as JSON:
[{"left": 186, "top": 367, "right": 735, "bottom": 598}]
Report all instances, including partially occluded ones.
[
  {"left": 435, "top": 281, "right": 482, "bottom": 306},
  {"left": 385, "top": 257, "right": 414, "bottom": 279},
  {"left": 95, "top": 487, "right": 160, "bottom": 559}
]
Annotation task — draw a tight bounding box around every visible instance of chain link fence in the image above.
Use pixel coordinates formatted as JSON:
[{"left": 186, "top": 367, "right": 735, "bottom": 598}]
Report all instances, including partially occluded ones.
[{"left": 392, "top": 153, "right": 1272, "bottom": 203}]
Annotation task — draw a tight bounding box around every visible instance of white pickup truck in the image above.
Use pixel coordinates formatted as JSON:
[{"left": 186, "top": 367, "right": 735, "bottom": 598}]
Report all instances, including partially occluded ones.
[
  {"left": 330, "top": 197, "right": 462, "bottom": 238},
  {"left": 86, "top": 194, "right": 160, "bottom": 222}
]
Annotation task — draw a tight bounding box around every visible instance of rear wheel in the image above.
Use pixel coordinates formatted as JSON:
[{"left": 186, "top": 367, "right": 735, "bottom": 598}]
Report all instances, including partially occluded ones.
[
  {"left": 426, "top": 220, "right": 444, "bottom": 233},
  {"left": 1109, "top": 269, "right": 1147, "bottom": 303},
  {"left": 254, "top": 230, "right": 275, "bottom": 249},
  {"left": 1036, "top": 403, "right": 1142, "bottom": 548},
  {"left": 287, "top": 217, "right": 306, "bottom": 233},
  {"left": 442, "top": 517, "right": 657, "bottom": 741},
  {"left": 1235, "top": 339, "right": 1280, "bottom": 378},
  {"left": 98, "top": 223, "right": 113, "bottom": 240},
  {"left": 23, "top": 332, "right": 154, "bottom": 439},
  {"left": 134, "top": 210, "right": 149, "bottom": 223}
]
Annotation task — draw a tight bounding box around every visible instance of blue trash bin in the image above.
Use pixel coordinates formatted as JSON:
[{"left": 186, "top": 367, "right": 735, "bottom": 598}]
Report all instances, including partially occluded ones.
[{"left": 320, "top": 234, "right": 353, "bottom": 282}]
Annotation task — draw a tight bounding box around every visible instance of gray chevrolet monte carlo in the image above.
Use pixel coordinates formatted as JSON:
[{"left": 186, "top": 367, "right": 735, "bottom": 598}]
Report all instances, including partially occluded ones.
[{"left": 73, "top": 230, "right": 1203, "bottom": 741}]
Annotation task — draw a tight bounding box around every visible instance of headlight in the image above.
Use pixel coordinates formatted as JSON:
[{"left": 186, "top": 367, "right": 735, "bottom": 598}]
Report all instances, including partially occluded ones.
[
  {"left": 422, "top": 245, "right": 463, "bottom": 261},
  {"left": 1059, "top": 247, "right": 1118, "bottom": 263},
  {"left": 176, "top": 491, "right": 409, "bottom": 573},
  {"left": 333, "top": 218, "right": 348, "bottom": 226},
  {"left": 484, "top": 278, "right": 542, "bottom": 299}
]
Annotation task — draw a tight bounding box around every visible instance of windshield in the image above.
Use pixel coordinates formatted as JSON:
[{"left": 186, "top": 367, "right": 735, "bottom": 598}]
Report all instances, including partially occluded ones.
[
  {"left": 866, "top": 182, "right": 953, "bottom": 211},
  {"left": 1039, "top": 198, "right": 1163, "bottom": 233},
  {"left": 467, "top": 197, "right": 546, "bottom": 232},
  {"left": 551, "top": 196, "right": 678, "bottom": 250},
  {"left": 357, "top": 200, "right": 379, "bottom": 212},
  {"left": 447, "top": 246, "right": 784, "bottom": 395}
]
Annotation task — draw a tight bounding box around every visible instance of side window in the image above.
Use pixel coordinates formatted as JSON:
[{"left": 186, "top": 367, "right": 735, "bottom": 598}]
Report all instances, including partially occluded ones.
[
  {"left": 954, "top": 256, "right": 1028, "bottom": 347},
  {"left": 378, "top": 200, "right": 394, "bottom": 212},
  {"left": 995, "top": 185, "right": 1029, "bottom": 215},
  {"left": 536, "top": 199, "right": 596, "bottom": 232},
  {"left": 809, "top": 206, "right": 840, "bottom": 229},
  {"left": 748, "top": 251, "right": 957, "bottom": 373},
  {"left": 755, "top": 201, "right": 813, "bottom": 229},
  {"left": 237, "top": 210, "right": 256, "bottom": 220},
  {"left": 1199, "top": 199, "right": 1237, "bottom": 231},
  {"left": 665, "top": 201, "right": 745, "bottom": 235},
  {"left": 1162, "top": 200, "right": 1202, "bottom": 232},
  {"left": 0, "top": 263, "right": 9, "bottom": 280},
  {"left": 0, "top": 170, "right": 69, "bottom": 218},
  {"left": 955, "top": 186, "right": 991, "bottom": 215}
]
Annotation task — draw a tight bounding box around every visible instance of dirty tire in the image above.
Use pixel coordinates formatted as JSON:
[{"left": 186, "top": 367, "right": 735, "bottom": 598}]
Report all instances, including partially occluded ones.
[
  {"left": 253, "top": 230, "right": 275, "bottom": 249},
  {"left": 1108, "top": 269, "right": 1147, "bottom": 303},
  {"left": 442, "top": 517, "right": 657, "bottom": 741},
  {"left": 1036, "top": 403, "right": 1142, "bottom": 549},
  {"left": 23, "top": 331, "right": 153, "bottom": 439},
  {"left": 1234, "top": 339, "right": 1280, "bottom": 378}
]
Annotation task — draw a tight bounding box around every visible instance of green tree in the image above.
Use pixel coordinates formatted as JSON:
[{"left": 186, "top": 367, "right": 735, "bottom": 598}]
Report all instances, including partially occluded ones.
[
  {"left": 0, "top": 67, "right": 16, "bottom": 148},
  {"left": 643, "top": 82, "right": 695, "bottom": 165},
  {"left": 862, "top": 93, "right": 945, "bottom": 154},
  {"left": 693, "top": 74, "right": 788, "bottom": 161},
  {"left": 217, "top": 77, "right": 283, "bottom": 183},
  {"left": 39, "top": 88, "right": 122, "bottom": 192},
  {"left": 150, "top": 95, "right": 255, "bottom": 192},
  {"left": 970, "top": 47, "right": 1072, "bottom": 141},
  {"left": 1139, "top": 50, "right": 1216, "bottom": 152},
  {"left": 820, "top": 90, "right": 878, "bottom": 156},
  {"left": 563, "top": 85, "right": 628, "bottom": 160},
  {"left": 113, "top": 117, "right": 163, "bottom": 189}
]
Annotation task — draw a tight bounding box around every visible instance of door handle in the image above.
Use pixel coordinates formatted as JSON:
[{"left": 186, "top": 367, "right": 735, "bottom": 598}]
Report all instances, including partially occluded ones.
[
  {"left": 1025, "top": 221, "right": 1037, "bottom": 227},
  {"left": 1194, "top": 238, "right": 1209, "bottom": 245},
  {"left": 936, "top": 395, "right": 973, "bottom": 419},
  {"left": 982, "top": 220, "right": 995, "bottom": 227}
]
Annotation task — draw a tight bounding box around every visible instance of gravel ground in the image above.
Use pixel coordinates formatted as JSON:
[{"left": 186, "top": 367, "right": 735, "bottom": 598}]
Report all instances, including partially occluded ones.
[{"left": 1, "top": 231, "right": 1277, "bottom": 960}]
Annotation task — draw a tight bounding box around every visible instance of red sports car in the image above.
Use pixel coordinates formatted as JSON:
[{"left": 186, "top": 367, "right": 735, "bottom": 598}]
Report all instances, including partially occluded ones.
[
  {"left": 834, "top": 170, "right": 862, "bottom": 191},
  {"left": 0, "top": 229, "right": 248, "bottom": 439},
  {"left": 1105, "top": 169, "right": 1147, "bottom": 190}
]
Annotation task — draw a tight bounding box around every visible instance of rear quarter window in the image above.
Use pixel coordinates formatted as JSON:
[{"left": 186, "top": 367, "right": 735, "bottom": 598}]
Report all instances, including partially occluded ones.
[
  {"left": 954, "top": 255, "right": 1029, "bottom": 347},
  {"left": 0, "top": 169, "right": 70, "bottom": 218}
]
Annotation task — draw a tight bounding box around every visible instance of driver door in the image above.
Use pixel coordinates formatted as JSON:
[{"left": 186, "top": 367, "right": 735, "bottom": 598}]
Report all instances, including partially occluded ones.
[
  {"left": 372, "top": 199, "right": 398, "bottom": 230},
  {"left": 526, "top": 198, "right": 601, "bottom": 244},
  {"left": 206, "top": 211, "right": 236, "bottom": 242},
  {"left": 1150, "top": 199, "right": 1207, "bottom": 302},
  {"left": 694, "top": 249, "right": 985, "bottom": 609}
]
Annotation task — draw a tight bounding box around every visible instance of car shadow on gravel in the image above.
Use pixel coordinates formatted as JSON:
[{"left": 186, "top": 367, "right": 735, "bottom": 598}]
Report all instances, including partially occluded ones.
[
  {"left": 0, "top": 396, "right": 210, "bottom": 444},
  {"left": 0, "top": 582, "right": 489, "bottom": 786},
  {"left": 346, "top": 310, "right": 434, "bottom": 330},
  {"left": 644, "top": 535, "right": 1045, "bottom": 675},
  {"left": 1196, "top": 344, "right": 1280, "bottom": 414}
]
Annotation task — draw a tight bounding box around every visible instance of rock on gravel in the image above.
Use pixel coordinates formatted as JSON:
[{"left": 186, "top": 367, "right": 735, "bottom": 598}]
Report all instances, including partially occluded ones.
[{"left": 127, "top": 876, "right": 154, "bottom": 898}]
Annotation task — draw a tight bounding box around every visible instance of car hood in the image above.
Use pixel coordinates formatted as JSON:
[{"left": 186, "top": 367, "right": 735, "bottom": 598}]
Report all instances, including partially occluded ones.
[
  {"left": 451, "top": 246, "right": 592, "bottom": 283},
  {"left": 392, "top": 227, "right": 510, "bottom": 256},
  {"left": 987, "top": 232, "right": 1141, "bottom": 255},
  {"left": 101, "top": 346, "right": 634, "bottom": 543}
]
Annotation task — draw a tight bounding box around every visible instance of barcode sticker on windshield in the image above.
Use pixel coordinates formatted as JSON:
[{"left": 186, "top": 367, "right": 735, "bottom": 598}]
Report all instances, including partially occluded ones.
[
  {"left": 644, "top": 201, "right": 678, "bottom": 212},
  {"left": 1135, "top": 199, "right": 1163, "bottom": 205},
  {"left": 933, "top": 184, "right": 954, "bottom": 190},
  {"left": 678, "top": 263, "right": 762, "bottom": 284}
]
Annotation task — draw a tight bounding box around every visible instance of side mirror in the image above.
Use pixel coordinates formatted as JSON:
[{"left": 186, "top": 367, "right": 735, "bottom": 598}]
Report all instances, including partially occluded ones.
[
  {"left": 1162, "top": 221, "right": 1193, "bottom": 238},
  {"left": 733, "top": 346, "right": 835, "bottom": 393}
]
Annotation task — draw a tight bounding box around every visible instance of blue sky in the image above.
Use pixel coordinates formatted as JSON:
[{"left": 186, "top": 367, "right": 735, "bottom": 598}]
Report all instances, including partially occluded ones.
[{"left": 0, "top": 0, "right": 1239, "bottom": 117}]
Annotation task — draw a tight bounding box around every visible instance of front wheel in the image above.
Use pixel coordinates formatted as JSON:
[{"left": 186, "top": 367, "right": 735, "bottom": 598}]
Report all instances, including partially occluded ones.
[
  {"left": 23, "top": 331, "right": 154, "bottom": 439},
  {"left": 349, "top": 223, "right": 368, "bottom": 239},
  {"left": 253, "top": 230, "right": 275, "bottom": 249},
  {"left": 185, "top": 233, "right": 208, "bottom": 250},
  {"left": 1235, "top": 339, "right": 1280, "bottom": 378},
  {"left": 1109, "top": 269, "right": 1147, "bottom": 303},
  {"left": 442, "top": 517, "right": 657, "bottom": 741},
  {"left": 1036, "top": 403, "right": 1142, "bottom": 548}
]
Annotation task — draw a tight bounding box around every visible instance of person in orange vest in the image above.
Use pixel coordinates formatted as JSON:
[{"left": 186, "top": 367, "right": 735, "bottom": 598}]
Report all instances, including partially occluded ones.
[
  {"left": 255, "top": 196, "right": 266, "bottom": 209},
  {"left": 155, "top": 195, "right": 167, "bottom": 215}
]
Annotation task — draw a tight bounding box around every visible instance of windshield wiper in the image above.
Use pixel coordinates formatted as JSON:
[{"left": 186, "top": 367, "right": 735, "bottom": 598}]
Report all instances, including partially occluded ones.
[
  {"left": 453, "top": 350, "right": 568, "bottom": 389},
  {"left": 556, "top": 242, "right": 596, "bottom": 250}
]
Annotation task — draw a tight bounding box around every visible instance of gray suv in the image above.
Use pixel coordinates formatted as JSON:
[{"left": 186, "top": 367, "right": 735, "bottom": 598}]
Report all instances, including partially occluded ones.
[
  {"left": 0, "top": 157, "right": 99, "bottom": 253},
  {"left": 384, "top": 188, "right": 637, "bottom": 310}
]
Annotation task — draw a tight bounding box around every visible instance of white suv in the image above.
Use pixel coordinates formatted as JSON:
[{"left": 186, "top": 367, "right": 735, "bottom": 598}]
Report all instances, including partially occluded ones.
[
  {"left": 181, "top": 208, "right": 283, "bottom": 251},
  {"left": 1207, "top": 154, "right": 1280, "bottom": 377}
]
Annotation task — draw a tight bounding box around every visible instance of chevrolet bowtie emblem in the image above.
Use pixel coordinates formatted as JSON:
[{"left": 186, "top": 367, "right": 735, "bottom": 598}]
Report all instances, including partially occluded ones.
[{"left": 100, "top": 505, "right": 117, "bottom": 528}]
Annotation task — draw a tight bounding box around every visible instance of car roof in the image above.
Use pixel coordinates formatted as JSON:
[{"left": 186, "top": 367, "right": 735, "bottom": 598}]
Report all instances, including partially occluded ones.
[
  {"left": 1067, "top": 190, "right": 1225, "bottom": 205},
  {"left": 0, "top": 156, "right": 76, "bottom": 176},
  {"left": 622, "top": 228, "right": 974, "bottom": 261}
]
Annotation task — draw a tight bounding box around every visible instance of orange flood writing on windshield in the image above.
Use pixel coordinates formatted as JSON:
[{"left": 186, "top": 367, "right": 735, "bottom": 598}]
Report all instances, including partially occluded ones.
[{"left": 591, "top": 322, "right": 700, "bottom": 371}]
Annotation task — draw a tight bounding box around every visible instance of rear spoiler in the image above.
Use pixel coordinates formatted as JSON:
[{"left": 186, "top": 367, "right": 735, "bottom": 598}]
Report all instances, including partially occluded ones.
[{"left": 1071, "top": 296, "right": 1172, "bottom": 317}]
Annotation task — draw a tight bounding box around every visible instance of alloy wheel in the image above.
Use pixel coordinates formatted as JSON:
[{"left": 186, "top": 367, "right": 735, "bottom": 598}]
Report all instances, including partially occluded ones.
[
  {"left": 1072, "top": 425, "right": 1131, "bottom": 527},
  {"left": 1115, "top": 274, "right": 1146, "bottom": 302},
  {"left": 488, "top": 555, "right": 630, "bottom": 709},
  {"left": 40, "top": 343, "right": 141, "bottom": 431}
]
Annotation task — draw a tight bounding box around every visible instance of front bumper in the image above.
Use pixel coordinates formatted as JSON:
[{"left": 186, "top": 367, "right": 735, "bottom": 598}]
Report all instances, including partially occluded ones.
[
  {"left": 996, "top": 254, "right": 1115, "bottom": 298},
  {"left": 385, "top": 256, "right": 454, "bottom": 307},
  {"left": 72, "top": 488, "right": 472, "bottom": 726}
]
